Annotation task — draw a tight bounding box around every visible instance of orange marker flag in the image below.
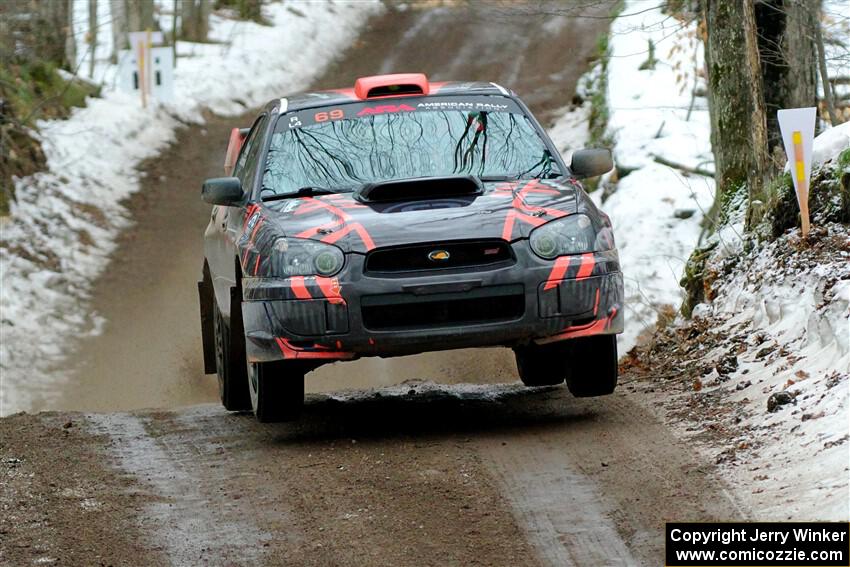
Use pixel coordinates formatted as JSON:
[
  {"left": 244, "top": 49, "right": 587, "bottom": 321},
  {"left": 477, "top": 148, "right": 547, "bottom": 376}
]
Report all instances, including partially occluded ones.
[{"left": 777, "top": 108, "right": 816, "bottom": 238}]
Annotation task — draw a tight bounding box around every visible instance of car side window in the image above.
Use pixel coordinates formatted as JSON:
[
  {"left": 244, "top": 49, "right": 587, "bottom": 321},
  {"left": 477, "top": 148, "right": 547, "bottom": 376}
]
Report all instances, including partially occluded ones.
[
  {"left": 236, "top": 115, "right": 269, "bottom": 193},
  {"left": 232, "top": 115, "right": 265, "bottom": 180}
]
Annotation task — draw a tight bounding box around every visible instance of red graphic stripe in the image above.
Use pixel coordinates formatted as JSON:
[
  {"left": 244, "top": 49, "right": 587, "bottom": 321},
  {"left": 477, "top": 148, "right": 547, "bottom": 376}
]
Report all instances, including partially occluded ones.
[
  {"left": 274, "top": 338, "right": 354, "bottom": 360},
  {"left": 501, "top": 211, "right": 516, "bottom": 241},
  {"left": 544, "top": 256, "right": 571, "bottom": 290},
  {"left": 321, "top": 223, "right": 376, "bottom": 251},
  {"left": 293, "top": 197, "right": 376, "bottom": 250},
  {"left": 316, "top": 277, "right": 345, "bottom": 304},
  {"left": 576, "top": 253, "right": 595, "bottom": 279},
  {"left": 289, "top": 276, "right": 312, "bottom": 299},
  {"left": 243, "top": 204, "right": 259, "bottom": 230}
]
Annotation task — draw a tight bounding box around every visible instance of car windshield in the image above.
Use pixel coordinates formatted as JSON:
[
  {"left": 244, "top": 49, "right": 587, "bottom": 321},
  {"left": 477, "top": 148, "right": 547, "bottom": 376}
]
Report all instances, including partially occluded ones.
[{"left": 261, "top": 97, "right": 559, "bottom": 198}]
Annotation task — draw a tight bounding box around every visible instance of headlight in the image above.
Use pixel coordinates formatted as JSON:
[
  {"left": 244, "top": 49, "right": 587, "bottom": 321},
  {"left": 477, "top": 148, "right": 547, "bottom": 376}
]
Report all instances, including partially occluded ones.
[
  {"left": 529, "top": 214, "right": 596, "bottom": 259},
  {"left": 271, "top": 237, "right": 344, "bottom": 277}
]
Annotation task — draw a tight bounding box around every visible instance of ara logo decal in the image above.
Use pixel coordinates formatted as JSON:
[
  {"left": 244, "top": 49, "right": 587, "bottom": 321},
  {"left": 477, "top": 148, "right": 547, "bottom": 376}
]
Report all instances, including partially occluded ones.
[
  {"left": 288, "top": 116, "right": 302, "bottom": 129},
  {"left": 356, "top": 104, "right": 416, "bottom": 117}
]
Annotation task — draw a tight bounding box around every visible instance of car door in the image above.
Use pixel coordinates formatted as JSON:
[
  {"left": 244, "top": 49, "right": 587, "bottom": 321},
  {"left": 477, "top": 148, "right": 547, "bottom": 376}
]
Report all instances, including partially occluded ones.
[{"left": 205, "top": 113, "right": 267, "bottom": 316}]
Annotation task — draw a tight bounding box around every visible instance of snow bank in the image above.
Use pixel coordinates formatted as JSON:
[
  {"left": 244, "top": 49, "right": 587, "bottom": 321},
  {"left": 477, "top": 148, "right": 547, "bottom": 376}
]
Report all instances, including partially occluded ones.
[
  {"left": 812, "top": 121, "right": 850, "bottom": 167},
  {"left": 689, "top": 126, "right": 850, "bottom": 520},
  {"left": 552, "top": 1, "right": 848, "bottom": 520},
  {"left": 548, "top": 1, "right": 715, "bottom": 352},
  {"left": 693, "top": 222, "right": 849, "bottom": 520},
  {"left": 0, "top": 1, "right": 382, "bottom": 415}
]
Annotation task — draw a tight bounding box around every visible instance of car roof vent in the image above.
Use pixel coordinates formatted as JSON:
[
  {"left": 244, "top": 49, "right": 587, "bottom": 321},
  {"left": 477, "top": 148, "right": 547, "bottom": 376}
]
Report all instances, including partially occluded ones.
[{"left": 354, "top": 73, "right": 430, "bottom": 99}]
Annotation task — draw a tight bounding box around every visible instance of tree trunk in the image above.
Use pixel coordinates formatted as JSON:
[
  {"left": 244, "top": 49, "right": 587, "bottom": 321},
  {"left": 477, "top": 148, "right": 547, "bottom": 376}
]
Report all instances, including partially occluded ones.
[
  {"left": 0, "top": 1, "right": 73, "bottom": 68},
  {"left": 88, "top": 0, "right": 98, "bottom": 78},
  {"left": 814, "top": 9, "right": 840, "bottom": 125},
  {"left": 180, "top": 0, "right": 210, "bottom": 42},
  {"left": 65, "top": 0, "right": 76, "bottom": 71},
  {"left": 743, "top": 0, "right": 769, "bottom": 225},
  {"left": 110, "top": 0, "right": 127, "bottom": 61},
  {"left": 755, "top": 0, "right": 819, "bottom": 156},
  {"left": 172, "top": 0, "right": 178, "bottom": 66},
  {"left": 126, "top": 0, "right": 155, "bottom": 32},
  {"left": 702, "top": 0, "right": 769, "bottom": 223}
]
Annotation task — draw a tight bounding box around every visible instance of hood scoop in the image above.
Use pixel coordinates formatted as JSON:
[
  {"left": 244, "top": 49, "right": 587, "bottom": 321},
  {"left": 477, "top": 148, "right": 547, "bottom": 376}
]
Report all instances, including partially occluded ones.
[{"left": 355, "top": 175, "right": 483, "bottom": 203}]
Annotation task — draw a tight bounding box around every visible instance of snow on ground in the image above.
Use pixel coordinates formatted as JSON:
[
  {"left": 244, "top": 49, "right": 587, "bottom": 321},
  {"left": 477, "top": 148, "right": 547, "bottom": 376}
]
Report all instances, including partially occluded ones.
[
  {"left": 678, "top": 123, "right": 849, "bottom": 520},
  {"left": 551, "top": 2, "right": 848, "bottom": 519},
  {"left": 548, "top": 1, "right": 715, "bottom": 353},
  {"left": 0, "top": 0, "right": 382, "bottom": 416},
  {"left": 700, "top": 222, "right": 849, "bottom": 520}
]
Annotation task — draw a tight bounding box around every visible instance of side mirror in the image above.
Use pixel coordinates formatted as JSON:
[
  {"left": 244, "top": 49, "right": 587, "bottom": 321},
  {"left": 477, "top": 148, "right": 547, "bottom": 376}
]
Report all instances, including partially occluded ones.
[
  {"left": 570, "top": 149, "right": 613, "bottom": 179},
  {"left": 202, "top": 177, "right": 244, "bottom": 206}
]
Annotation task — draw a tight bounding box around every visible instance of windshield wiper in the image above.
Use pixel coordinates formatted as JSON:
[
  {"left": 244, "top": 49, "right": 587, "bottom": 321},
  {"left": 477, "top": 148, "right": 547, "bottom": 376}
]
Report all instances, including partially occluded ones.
[
  {"left": 478, "top": 172, "right": 563, "bottom": 182},
  {"left": 261, "top": 186, "right": 338, "bottom": 201},
  {"left": 533, "top": 171, "right": 564, "bottom": 180}
]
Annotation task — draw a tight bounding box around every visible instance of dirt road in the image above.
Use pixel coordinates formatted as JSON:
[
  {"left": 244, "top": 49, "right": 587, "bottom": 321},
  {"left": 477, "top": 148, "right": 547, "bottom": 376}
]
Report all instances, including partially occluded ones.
[{"left": 2, "top": 4, "right": 745, "bottom": 566}]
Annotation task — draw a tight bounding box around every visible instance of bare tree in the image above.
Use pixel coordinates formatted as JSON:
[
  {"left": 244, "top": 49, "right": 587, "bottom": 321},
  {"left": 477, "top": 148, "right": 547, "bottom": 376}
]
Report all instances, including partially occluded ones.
[
  {"left": 755, "top": 0, "right": 819, "bottom": 154},
  {"left": 88, "top": 0, "right": 98, "bottom": 78},
  {"left": 110, "top": 0, "right": 126, "bottom": 61},
  {"left": 126, "top": 0, "right": 155, "bottom": 33},
  {"left": 702, "top": 0, "right": 769, "bottom": 223},
  {"left": 180, "top": 0, "right": 211, "bottom": 42},
  {"left": 814, "top": 14, "right": 840, "bottom": 125},
  {"left": 65, "top": 0, "right": 76, "bottom": 70}
]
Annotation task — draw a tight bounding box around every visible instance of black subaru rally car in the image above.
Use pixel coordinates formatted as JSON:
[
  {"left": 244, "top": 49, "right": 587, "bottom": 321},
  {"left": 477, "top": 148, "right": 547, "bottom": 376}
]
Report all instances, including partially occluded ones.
[{"left": 198, "top": 73, "right": 623, "bottom": 422}]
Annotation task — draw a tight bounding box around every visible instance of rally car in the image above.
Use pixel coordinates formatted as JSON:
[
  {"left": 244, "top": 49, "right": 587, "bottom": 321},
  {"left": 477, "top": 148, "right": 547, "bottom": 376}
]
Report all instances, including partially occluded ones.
[{"left": 198, "top": 73, "right": 623, "bottom": 422}]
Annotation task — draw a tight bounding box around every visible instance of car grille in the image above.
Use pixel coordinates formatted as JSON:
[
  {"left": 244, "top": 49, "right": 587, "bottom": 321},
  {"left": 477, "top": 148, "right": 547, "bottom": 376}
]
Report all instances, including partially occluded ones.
[
  {"left": 364, "top": 240, "right": 513, "bottom": 274},
  {"left": 361, "top": 285, "right": 525, "bottom": 331}
]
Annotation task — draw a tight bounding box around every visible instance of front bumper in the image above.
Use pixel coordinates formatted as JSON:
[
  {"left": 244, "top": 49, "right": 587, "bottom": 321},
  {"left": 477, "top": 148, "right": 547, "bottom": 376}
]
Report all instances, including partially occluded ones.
[{"left": 241, "top": 245, "right": 624, "bottom": 363}]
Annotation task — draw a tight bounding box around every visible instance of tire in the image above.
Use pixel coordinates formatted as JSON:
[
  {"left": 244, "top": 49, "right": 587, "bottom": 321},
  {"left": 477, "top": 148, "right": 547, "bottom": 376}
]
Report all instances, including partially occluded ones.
[
  {"left": 565, "top": 335, "right": 618, "bottom": 397},
  {"left": 213, "top": 297, "right": 251, "bottom": 411},
  {"left": 514, "top": 341, "right": 570, "bottom": 387},
  {"left": 247, "top": 360, "right": 305, "bottom": 423}
]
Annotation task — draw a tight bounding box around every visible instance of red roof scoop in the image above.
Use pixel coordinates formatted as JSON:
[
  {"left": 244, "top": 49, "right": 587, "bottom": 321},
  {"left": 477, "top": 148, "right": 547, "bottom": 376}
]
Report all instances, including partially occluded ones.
[{"left": 354, "top": 73, "right": 430, "bottom": 99}]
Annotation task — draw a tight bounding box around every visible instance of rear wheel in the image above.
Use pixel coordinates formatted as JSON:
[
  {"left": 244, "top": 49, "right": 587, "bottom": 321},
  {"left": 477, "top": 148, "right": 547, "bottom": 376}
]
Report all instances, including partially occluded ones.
[
  {"left": 247, "top": 360, "right": 305, "bottom": 422},
  {"left": 213, "top": 299, "right": 251, "bottom": 411},
  {"left": 565, "top": 335, "right": 618, "bottom": 397},
  {"left": 514, "top": 341, "right": 570, "bottom": 387}
]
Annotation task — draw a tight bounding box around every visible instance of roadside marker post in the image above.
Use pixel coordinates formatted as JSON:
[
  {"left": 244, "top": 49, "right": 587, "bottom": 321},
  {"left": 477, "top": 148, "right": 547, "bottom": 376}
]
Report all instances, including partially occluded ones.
[
  {"left": 121, "top": 31, "right": 174, "bottom": 107},
  {"left": 777, "top": 107, "right": 816, "bottom": 238}
]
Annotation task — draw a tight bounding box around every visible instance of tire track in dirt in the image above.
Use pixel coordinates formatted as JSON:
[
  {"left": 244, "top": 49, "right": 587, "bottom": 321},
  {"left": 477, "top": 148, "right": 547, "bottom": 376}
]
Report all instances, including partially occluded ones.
[{"left": 85, "top": 401, "right": 546, "bottom": 567}]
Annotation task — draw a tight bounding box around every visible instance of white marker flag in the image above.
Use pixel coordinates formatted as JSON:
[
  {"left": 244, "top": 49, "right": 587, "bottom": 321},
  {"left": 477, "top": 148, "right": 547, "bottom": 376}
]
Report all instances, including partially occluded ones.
[{"left": 777, "top": 107, "right": 816, "bottom": 237}]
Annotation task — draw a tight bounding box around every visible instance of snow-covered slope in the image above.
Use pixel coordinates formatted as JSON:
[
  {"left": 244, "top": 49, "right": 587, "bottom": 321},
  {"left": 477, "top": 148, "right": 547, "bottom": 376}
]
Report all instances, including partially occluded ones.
[
  {"left": 0, "top": 1, "right": 382, "bottom": 415},
  {"left": 549, "top": 1, "right": 715, "bottom": 353},
  {"left": 551, "top": 1, "right": 848, "bottom": 520}
]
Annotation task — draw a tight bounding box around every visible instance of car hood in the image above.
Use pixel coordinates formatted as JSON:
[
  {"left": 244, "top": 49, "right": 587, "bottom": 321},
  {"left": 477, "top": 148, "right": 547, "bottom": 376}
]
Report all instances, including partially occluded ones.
[{"left": 257, "top": 179, "right": 580, "bottom": 254}]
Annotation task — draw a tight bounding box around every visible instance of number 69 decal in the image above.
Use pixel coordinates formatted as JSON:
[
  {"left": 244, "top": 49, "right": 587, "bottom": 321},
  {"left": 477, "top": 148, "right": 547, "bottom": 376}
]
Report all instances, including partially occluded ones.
[{"left": 314, "top": 109, "right": 345, "bottom": 122}]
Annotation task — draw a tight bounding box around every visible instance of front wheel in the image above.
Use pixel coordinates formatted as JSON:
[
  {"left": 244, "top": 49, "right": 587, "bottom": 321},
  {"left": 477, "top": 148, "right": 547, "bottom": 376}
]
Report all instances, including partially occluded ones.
[
  {"left": 565, "top": 335, "right": 618, "bottom": 397},
  {"left": 514, "top": 342, "right": 570, "bottom": 387},
  {"left": 247, "top": 360, "right": 305, "bottom": 422}
]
